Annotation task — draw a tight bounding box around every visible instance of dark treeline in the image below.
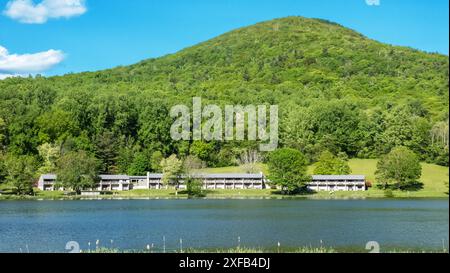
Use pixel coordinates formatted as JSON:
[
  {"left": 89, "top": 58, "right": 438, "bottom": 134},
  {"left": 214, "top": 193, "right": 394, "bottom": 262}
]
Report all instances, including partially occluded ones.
[{"left": 0, "top": 17, "right": 448, "bottom": 183}]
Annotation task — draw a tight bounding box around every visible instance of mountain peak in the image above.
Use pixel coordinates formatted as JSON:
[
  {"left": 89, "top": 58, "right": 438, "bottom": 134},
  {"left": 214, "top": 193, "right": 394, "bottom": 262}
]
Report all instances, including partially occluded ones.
[{"left": 124, "top": 16, "right": 446, "bottom": 93}]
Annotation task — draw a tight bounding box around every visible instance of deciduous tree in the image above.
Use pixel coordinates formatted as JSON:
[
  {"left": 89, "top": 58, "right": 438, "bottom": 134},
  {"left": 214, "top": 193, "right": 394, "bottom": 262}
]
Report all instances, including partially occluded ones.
[
  {"left": 161, "top": 154, "right": 183, "bottom": 191},
  {"left": 4, "top": 154, "right": 37, "bottom": 195},
  {"left": 37, "top": 143, "right": 61, "bottom": 174},
  {"left": 56, "top": 151, "right": 100, "bottom": 194},
  {"left": 267, "top": 148, "right": 310, "bottom": 194},
  {"left": 376, "top": 146, "right": 422, "bottom": 189},
  {"left": 314, "top": 151, "right": 351, "bottom": 175}
]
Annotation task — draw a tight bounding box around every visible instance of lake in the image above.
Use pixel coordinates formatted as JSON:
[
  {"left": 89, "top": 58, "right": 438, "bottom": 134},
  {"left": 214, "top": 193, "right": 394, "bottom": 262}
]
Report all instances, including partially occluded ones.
[{"left": 0, "top": 199, "right": 448, "bottom": 253}]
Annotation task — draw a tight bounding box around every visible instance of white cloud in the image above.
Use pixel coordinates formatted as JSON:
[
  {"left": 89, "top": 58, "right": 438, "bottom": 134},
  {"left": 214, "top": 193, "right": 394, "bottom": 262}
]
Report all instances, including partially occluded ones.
[
  {"left": 3, "top": 0, "right": 87, "bottom": 24},
  {"left": 0, "top": 45, "right": 64, "bottom": 75},
  {"left": 0, "top": 73, "right": 13, "bottom": 79},
  {"left": 0, "top": 73, "right": 26, "bottom": 80}
]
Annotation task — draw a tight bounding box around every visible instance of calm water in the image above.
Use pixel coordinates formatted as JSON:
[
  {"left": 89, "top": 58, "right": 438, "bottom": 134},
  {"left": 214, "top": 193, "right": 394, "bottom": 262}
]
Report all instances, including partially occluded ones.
[{"left": 0, "top": 199, "right": 448, "bottom": 253}]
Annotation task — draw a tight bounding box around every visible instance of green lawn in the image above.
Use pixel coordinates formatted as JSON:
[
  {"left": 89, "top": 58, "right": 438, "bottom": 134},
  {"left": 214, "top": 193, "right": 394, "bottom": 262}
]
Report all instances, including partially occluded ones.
[
  {"left": 17, "top": 188, "right": 277, "bottom": 199},
  {"left": 116, "top": 189, "right": 186, "bottom": 198},
  {"left": 344, "top": 159, "right": 449, "bottom": 198},
  {"left": 117, "top": 188, "right": 277, "bottom": 198},
  {"left": 35, "top": 190, "right": 68, "bottom": 198}
]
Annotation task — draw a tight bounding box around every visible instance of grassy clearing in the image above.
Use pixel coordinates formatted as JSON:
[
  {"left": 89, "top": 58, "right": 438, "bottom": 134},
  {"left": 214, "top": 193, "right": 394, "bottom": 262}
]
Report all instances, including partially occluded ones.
[{"left": 346, "top": 159, "right": 448, "bottom": 198}]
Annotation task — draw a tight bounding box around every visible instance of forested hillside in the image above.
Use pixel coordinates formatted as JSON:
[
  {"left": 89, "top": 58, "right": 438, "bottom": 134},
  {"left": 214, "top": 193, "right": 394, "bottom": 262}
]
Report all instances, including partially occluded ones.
[{"left": 0, "top": 17, "right": 448, "bottom": 178}]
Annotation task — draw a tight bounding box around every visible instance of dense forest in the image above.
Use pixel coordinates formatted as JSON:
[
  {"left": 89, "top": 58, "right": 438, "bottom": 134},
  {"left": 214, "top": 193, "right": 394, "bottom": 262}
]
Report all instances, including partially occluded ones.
[{"left": 0, "top": 17, "right": 448, "bottom": 181}]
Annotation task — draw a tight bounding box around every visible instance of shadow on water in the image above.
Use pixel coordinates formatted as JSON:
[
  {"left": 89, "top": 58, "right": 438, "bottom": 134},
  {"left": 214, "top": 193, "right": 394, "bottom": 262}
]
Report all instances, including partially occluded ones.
[{"left": 269, "top": 186, "right": 317, "bottom": 196}]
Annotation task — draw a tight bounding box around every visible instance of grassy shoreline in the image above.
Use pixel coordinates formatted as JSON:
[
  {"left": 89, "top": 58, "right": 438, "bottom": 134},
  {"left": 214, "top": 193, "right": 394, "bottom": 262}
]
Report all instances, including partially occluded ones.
[
  {"left": 81, "top": 245, "right": 448, "bottom": 253},
  {"left": 1, "top": 188, "right": 448, "bottom": 201}
]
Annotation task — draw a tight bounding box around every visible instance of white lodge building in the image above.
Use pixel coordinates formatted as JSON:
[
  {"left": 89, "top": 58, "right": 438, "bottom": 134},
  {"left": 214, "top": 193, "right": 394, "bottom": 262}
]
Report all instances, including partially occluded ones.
[
  {"left": 38, "top": 173, "right": 366, "bottom": 192},
  {"left": 307, "top": 175, "right": 367, "bottom": 192},
  {"left": 38, "top": 173, "right": 267, "bottom": 191}
]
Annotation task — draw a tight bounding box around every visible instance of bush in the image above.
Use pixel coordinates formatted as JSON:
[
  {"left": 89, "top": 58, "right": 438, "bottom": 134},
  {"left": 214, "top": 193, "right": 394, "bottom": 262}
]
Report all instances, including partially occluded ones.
[
  {"left": 384, "top": 190, "right": 395, "bottom": 198},
  {"left": 186, "top": 178, "right": 205, "bottom": 198}
]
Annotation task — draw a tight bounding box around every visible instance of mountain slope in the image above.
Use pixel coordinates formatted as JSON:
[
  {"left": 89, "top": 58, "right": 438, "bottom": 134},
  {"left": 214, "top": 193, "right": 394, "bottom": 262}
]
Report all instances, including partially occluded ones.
[
  {"left": 0, "top": 16, "right": 448, "bottom": 171},
  {"left": 4, "top": 16, "right": 448, "bottom": 112},
  {"left": 52, "top": 17, "right": 448, "bottom": 112}
]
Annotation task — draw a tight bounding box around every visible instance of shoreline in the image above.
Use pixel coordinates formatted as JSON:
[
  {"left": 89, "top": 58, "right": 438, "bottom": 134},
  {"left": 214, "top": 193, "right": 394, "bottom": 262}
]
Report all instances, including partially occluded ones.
[
  {"left": 1, "top": 193, "right": 448, "bottom": 201},
  {"left": 75, "top": 246, "right": 450, "bottom": 254},
  {"left": 1, "top": 184, "right": 448, "bottom": 201}
]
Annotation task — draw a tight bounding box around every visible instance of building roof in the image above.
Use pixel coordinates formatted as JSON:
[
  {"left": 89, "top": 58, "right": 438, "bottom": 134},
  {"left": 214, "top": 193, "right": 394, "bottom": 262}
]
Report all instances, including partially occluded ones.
[
  {"left": 99, "top": 175, "right": 130, "bottom": 180},
  {"left": 130, "top": 174, "right": 163, "bottom": 179},
  {"left": 311, "top": 175, "right": 365, "bottom": 181},
  {"left": 131, "top": 173, "right": 263, "bottom": 179},
  {"left": 200, "top": 173, "right": 264, "bottom": 179},
  {"left": 41, "top": 174, "right": 57, "bottom": 180},
  {"left": 129, "top": 176, "right": 146, "bottom": 179}
]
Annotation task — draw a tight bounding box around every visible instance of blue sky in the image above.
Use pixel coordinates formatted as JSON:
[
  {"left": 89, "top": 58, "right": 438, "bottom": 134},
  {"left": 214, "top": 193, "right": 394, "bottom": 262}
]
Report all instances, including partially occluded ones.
[{"left": 0, "top": 0, "right": 448, "bottom": 78}]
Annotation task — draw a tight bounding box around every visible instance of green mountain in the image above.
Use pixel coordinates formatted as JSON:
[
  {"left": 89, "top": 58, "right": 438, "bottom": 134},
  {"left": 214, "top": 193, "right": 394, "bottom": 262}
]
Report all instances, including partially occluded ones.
[
  {"left": 0, "top": 17, "right": 448, "bottom": 174},
  {"left": 51, "top": 17, "right": 448, "bottom": 109}
]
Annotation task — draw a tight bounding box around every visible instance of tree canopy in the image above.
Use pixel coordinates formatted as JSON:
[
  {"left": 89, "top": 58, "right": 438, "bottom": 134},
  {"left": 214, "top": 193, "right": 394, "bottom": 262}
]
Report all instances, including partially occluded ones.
[
  {"left": 3, "top": 154, "right": 37, "bottom": 195},
  {"left": 161, "top": 154, "right": 183, "bottom": 190},
  {"left": 267, "top": 148, "right": 310, "bottom": 194},
  {"left": 55, "top": 151, "right": 101, "bottom": 193},
  {"left": 375, "top": 146, "right": 422, "bottom": 190},
  {"left": 313, "top": 151, "right": 351, "bottom": 175}
]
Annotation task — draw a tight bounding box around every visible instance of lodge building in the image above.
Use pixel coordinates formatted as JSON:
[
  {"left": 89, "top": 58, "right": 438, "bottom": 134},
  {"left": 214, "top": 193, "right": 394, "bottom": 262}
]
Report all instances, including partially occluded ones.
[
  {"left": 306, "top": 175, "right": 367, "bottom": 192},
  {"left": 38, "top": 173, "right": 366, "bottom": 192}
]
